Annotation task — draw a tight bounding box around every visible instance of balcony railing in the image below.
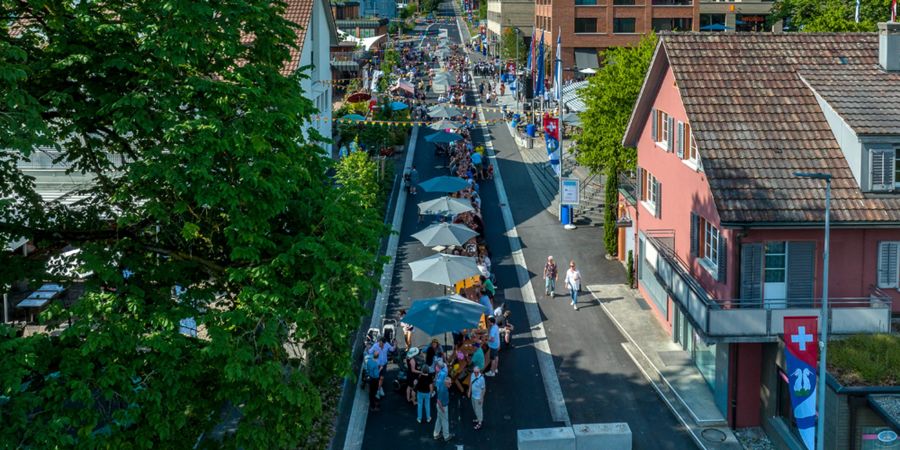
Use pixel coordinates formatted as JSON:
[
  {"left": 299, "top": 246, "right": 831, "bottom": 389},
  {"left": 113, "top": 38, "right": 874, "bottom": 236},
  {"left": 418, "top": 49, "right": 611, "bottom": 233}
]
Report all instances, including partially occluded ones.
[{"left": 642, "top": 230, "right": 893, "bottom": 342}]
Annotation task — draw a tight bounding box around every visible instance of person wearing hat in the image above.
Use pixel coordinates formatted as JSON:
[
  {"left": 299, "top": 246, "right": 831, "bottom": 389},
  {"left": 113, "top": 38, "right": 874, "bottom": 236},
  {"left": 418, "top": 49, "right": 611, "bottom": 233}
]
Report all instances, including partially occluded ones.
[
  {"left": 405, "top": 347, "right": 422, "bottom": 405},
  {"left": 543, "top": 256, "right": 558, "bottom": 297},
  {"left": 366, "top": 350, "right": 382, "bottom": 412}
]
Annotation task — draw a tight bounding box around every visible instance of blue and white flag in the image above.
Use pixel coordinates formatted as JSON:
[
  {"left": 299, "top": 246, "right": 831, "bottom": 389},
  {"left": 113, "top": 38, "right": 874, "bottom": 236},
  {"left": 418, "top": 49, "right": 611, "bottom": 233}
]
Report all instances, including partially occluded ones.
[
  {"left": 544, "top": 116, "right": 560, "bottom": 176},
  {"left": 535, "top": 33, "right": 545, "bottom": 97},
  {"left": 785, "top": 317, "right": 819, "bottom": 450},
  {"left": 553, "top": 30, "right": 562, "bottom": 102}
]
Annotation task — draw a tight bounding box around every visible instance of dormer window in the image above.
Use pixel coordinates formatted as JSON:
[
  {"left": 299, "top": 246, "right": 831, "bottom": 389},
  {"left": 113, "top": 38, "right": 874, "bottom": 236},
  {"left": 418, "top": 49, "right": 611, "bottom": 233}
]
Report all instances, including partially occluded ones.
[{"left": 869, "top": 147, "right": 897, "bottom": 192}]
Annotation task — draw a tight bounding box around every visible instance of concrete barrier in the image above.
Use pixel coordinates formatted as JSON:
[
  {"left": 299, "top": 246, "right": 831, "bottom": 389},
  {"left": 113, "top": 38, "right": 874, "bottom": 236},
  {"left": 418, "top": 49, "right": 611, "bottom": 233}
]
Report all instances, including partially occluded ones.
[
  {"left": 517, "top": 427, "right": 576, "bottom": 450},
  {"left": 573, "top": 423, "right": 632, "bottom": 450}
]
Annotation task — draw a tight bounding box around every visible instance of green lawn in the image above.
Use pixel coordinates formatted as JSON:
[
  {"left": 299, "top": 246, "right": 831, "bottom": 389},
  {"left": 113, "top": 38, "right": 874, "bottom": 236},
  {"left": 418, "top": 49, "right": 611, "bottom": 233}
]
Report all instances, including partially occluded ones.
[{"left": 828, "top": 334, "right": 900, "bottom": 386}]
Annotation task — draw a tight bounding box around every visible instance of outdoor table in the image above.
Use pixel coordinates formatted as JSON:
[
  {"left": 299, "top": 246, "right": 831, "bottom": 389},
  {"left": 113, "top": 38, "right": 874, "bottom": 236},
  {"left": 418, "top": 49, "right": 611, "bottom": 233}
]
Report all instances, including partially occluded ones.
[{"left": 16, "top": 283, "right": 65, "bottom": 322}]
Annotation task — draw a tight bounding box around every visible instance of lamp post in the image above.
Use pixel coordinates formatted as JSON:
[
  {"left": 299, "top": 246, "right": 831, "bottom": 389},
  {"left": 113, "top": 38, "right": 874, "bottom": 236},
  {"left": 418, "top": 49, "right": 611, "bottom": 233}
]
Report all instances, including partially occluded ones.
[{"left": 794, "top": 171, "right": 832, "bottom": 450}]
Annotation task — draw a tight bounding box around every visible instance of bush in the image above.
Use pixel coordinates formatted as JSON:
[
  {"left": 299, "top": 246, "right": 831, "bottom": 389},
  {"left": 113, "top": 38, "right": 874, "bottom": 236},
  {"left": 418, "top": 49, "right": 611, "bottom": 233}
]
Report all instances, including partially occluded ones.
[{"left": 829, "top": 334, "right": 900, "bottom": 386}]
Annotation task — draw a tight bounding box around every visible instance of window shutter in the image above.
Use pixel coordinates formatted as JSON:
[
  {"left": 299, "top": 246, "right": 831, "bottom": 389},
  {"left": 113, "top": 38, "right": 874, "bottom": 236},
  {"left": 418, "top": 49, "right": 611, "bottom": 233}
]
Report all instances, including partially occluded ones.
[
  {"left": 654, "top": 180, "right": 662, "bottom": 218},
  {"left": 676, "top": 121, "right": 685, "bottom": 159},
  {"left": 689, "top": 213, "right": 699, "bottom": 257},
  {"left": 878, "top": 242, "right": 899, "bottom": 288},
  {"left": 666, "top": 116, "right": 674, "bottom": 152},
  {"left": 636, "top": 167, "right": 643, "bottom": 201},
  {"left": 650, "top": 109, "right": 657, "bottom": 141},
  {"left": 716, "top": 235, "right": 727, "bottom": 283},
  {"left": 870, "top": 148, "right": 896, "bottom": 191},
  {"left": 739, "top": 243, "right": 763, "bottom": 303},
  {"left": 786, "top": 242, "right": 815, "bottom": 304}
]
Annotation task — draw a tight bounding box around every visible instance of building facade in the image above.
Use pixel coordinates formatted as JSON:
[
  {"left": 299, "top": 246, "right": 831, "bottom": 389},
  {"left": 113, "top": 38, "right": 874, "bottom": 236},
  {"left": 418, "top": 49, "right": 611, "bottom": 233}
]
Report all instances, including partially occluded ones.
[
  {"left": 698, "top": 0, "right": 782, "bottom": 32},
  {"left": 286, "top": 0, "right": 339, "bottom": 157},
  {"left": 534, "top": 0, "right": 699, "bottom": 80},
  {"left": 620, "top": 28, "right": 900, "bottom": 446},
  {"left": 486, "top": 0, "right": 535, "bottom": 57}
]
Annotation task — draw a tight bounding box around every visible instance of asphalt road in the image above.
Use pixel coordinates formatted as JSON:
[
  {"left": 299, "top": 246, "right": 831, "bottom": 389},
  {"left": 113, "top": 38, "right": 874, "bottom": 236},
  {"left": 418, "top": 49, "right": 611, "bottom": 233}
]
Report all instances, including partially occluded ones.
[{"left": 356, "top": 5, "right": 696, "bottom": 450}]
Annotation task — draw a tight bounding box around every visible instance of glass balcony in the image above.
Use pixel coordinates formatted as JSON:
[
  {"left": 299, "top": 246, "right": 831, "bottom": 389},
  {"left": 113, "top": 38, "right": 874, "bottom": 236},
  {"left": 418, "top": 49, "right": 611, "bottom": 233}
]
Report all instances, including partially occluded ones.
[{"left": 640, "top": 230, "right": 893, "bottom": 342}]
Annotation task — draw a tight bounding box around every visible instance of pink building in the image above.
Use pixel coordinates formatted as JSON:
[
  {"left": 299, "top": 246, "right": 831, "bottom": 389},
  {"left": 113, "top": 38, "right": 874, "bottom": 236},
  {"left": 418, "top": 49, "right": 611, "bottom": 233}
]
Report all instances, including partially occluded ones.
[{"left": 619, "top": 27, "right": 900, "bottom": 446}]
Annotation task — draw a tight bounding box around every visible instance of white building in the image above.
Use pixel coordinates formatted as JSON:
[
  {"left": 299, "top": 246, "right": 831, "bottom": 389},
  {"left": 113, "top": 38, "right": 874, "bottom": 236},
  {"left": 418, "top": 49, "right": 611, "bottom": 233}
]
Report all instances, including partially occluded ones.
[{"left": 285, "top": 0, "right": 340, "bottom": 157}]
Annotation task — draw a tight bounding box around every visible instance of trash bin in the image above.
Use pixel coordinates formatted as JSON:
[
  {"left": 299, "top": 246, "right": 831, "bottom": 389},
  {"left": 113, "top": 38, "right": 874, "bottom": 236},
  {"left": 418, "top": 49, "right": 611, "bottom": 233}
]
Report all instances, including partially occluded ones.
[
  {"left": 526, "top": 137, "right": 533, "bottom": 149},
  {"left": 561, "top": 205, "right": 572, "bottom": 225},
  {"left": 526, "top": 123, "right": 536, "bottom": 137}
]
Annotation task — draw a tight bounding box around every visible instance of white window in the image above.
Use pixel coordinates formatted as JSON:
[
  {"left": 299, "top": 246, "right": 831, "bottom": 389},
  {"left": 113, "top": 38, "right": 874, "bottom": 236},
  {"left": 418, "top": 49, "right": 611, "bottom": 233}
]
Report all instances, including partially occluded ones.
[
  {"left": 700, "top": 217, "right": 719, "bottom": 269},
  {"left": 656, "top": 110, "right": 670, "bottom": 148},
  {"left": 640, "top": 170, "right": 659, "bottom": 213},
  {"left": 684, "top": 123, "right": 698, "bottom": 163},
  {"left": 869, "top": 148, "right": 896, "bottom": 192},
  {"left": 878, "top": 241, "right": 899, "bottom": 289}
]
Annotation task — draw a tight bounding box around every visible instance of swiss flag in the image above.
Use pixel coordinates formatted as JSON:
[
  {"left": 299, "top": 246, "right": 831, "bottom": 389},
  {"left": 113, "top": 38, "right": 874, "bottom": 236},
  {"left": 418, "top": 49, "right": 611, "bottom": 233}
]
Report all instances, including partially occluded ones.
[
  {"left": 543, "top": 116, "right": 559, "bottom": 141},
  {"left": 784, "top": 316, "right": 818, "bottom": 368}
]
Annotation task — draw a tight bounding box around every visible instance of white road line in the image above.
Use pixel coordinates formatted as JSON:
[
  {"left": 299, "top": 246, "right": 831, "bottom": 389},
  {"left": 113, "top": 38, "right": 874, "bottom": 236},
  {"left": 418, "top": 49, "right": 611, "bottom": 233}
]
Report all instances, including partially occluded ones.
[
  {"left": 455, "top": 14, "right": 571, "bottom": 427},
  {"left": 342, "top": 125, "right": 420, "bottom": 450}
]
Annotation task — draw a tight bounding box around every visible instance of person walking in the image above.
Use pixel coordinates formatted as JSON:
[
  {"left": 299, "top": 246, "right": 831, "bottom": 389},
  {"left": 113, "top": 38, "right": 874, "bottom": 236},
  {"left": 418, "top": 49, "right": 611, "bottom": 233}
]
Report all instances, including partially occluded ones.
[
  {"left": 409, "top": 165, "right": 419, "bottom": 196},
  {"left": 433, "top": 376, "right": 454, "bottom": 441},
  {"left": 415, "top": 365, "right": 435, "bottom": 423},
  {"left": 565, "top": 260, "right": 582, "bottom": 310},
  {"left": 366, "top": 350, "right": 382, "bottom": 412},
  {"left": 469, "top": 366, "right": 486, "bottom": 430},
  {"left": 543, "top": 256, "right": 558, "bottom": 297}
]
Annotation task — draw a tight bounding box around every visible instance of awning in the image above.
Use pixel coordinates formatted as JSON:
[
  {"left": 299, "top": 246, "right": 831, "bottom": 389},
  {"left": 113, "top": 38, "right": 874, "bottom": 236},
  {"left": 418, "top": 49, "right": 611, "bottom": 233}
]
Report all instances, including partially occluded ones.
[
  {"left": 574, "top": 49, "right": 599, "bottom": 70},
  {"left": 331, "top": 60, "right": 359, "bottom": 72}
]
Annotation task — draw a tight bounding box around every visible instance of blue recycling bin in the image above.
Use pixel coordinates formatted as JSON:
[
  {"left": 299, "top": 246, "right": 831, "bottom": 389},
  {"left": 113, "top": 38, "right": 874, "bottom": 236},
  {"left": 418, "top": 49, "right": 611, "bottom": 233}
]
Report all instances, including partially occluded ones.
[
  {"left": 526, "top": 123, "right": 536, "bottom": 137},
  {"left": 561, "top": 205, "right": 572, "bottom": 225}
]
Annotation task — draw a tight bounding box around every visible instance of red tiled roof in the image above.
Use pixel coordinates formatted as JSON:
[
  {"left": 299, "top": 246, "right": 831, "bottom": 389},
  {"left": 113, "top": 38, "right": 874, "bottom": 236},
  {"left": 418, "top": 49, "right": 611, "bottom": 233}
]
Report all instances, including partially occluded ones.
[{"left": 661, "top": 33, "right": 900, "bottom": 224}]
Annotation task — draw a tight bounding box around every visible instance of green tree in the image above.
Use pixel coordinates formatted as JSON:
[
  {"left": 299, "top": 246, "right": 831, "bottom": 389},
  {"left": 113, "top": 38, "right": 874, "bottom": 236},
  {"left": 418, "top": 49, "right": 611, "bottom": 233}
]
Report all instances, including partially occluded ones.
[
  {"left": 772, "top": 0, "right": 892, "bottom": 31},
  {"left": 0, "top": 0, "right": 386, "bottom": 448},
  {"left": 575, "top": 33, "right": 657, "bottom": 175},
  {"left": 500, "top": 28, "right": 527, "bottom": 66},
  {"left": 574, "top": 33, "right": 656, "bottom": 257}
]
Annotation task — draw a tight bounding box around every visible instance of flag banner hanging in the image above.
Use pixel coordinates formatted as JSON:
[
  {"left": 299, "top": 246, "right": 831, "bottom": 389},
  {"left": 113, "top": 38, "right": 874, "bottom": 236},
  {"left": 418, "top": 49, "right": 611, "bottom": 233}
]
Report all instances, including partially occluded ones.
[
  {"left": 553, "top": 30, "right": 562, "bottom": 102},
  {"left": 543, "top": 115, "right": 560, "bottom": 176},
  {"left": 535, "top": 34, "right": 545, "bottom": 97},
  {"left": 784, "top": 316, "right": 819, "bottom": 450},
  {"left": 526, "top": 29, "right": 535, "bottom": 72}
]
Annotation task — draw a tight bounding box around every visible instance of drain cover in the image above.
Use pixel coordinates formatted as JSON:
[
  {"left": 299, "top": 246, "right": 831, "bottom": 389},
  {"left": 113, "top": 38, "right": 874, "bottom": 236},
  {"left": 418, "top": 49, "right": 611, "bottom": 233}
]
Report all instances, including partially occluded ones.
[{"left": 701, "top": 428, "right": 727, "bottom": 443}]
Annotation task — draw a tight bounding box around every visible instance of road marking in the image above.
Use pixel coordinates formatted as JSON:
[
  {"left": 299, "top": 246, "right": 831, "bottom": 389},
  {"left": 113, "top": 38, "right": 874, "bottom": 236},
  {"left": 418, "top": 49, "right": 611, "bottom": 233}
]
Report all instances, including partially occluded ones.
[{"left": 456, "top": 13, "right": 571, "bottom": 427}]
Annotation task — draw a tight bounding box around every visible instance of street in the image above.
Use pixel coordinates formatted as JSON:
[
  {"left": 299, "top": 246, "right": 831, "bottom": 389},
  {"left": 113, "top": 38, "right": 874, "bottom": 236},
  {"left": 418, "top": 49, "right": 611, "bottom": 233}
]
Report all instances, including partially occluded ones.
[{"left": 345, "top": 5, "right": 697, "bottom": 449}]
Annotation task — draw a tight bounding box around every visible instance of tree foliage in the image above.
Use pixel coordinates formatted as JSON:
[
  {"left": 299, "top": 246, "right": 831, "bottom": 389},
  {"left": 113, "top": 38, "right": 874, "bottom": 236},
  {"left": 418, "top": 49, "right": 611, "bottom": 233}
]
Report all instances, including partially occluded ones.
[
  {"left": 0, "top": 0, "right": 387, "bottom": 448},
  {"left": 574, "top": 32, "right": 657, "bottom": 175},
  {"left": 772, "top": 0, "right": 892, "bottom": 31},
  {"left": 500, "top": 28, "right": 527, "bottom": 66}
]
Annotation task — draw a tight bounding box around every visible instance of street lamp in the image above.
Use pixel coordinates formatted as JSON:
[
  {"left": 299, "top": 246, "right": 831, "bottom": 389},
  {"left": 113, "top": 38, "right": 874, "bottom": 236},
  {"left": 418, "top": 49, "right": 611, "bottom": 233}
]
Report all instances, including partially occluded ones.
[{"left": 793, "top": 171, "right": 832, "bottom": 450}]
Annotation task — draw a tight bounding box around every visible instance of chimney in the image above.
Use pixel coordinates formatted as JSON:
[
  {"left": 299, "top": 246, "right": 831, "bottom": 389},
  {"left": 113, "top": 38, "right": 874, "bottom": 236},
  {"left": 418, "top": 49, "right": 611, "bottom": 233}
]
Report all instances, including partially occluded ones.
[{"left": 879, "top": 22, "right": 900, "bottom": 72}]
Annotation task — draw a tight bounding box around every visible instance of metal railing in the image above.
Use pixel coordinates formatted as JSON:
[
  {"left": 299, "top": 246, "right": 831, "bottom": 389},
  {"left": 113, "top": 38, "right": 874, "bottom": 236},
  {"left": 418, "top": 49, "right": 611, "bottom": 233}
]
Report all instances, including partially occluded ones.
[{"left": 641, "top": 230, "right": 893, "bottom": 342}]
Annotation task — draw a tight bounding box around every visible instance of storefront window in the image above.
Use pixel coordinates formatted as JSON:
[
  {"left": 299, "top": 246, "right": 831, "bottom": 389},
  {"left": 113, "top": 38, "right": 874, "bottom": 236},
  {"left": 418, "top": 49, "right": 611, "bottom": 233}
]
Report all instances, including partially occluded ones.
[
  {"left": 737, "top": 14, "right": 767, "bottom": 32},
  {"left": 694, "top": 337, "right": 716, "bottom": 390}
]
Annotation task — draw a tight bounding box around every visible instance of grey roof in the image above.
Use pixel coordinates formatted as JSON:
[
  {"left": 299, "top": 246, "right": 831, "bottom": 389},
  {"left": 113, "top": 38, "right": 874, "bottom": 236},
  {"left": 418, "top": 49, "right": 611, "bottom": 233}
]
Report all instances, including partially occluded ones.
[{"left": 624, "top": 32, "right": 900, "bottom": 225}]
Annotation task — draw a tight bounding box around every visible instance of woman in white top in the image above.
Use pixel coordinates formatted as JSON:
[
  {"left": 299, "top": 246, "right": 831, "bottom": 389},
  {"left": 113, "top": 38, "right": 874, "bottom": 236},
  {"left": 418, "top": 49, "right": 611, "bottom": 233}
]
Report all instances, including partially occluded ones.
[{"left": 565, "top": 260, "right": 582, "bottom": 310}]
